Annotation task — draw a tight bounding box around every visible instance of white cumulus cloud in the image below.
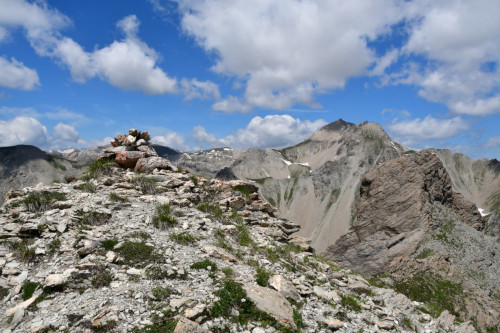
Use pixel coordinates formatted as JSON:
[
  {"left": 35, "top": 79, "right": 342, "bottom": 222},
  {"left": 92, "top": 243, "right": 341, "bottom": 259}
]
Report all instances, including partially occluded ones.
[
  {"left": 388, "top": 0, "right": 500, "bottom": 115},
  {"left": 0, "top": 116, "right": 49, "bottom": 147},
  {"left": 52, "top": 122, "right": 79, "bottom": 142},
  {"left": 176, "top": 0, "right": 406, "bottom": 112},
  {"left": 387, "top": 115, "right": 469, "bottom": 146},
  {"left": 0, "top": 56, "right": 40, "bottom": 90},
  {"left": 152, "top": 132, "right": 191, "bottom": 151},
  {"left": 220, "top": 114, "right": 327, "bottom": 149}
]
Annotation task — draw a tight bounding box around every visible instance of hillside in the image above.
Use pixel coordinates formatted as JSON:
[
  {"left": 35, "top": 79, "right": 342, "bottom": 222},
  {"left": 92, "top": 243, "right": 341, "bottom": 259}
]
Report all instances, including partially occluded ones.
[
  {"left": 0, "top": 146, "right": 86, "bottom": 204},
  {"left": 0, "top": 153, "right": 476, "bottom": 332}
]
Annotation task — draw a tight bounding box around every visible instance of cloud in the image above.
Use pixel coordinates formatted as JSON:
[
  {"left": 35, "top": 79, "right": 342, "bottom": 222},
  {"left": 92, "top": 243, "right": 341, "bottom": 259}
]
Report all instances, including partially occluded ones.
[
  {"left": 152, "top": 132, "right": 191, "bottom": 151},
  {"left": 387, "top": 0, "right": 500, "bottom": 115},
  {"left": 0, "top": 106, "right": 40, "bottom": 118},
  {"left": 484, "top": 136, "right": 500, "bottom": 149},
  {"left": 0, "top": 0, "right": 69, "bottom": 35},
  {"left": 52, "top": 122, "right": 79, "bottom": 142},
  {"left": 220, "top": 114, "right": 326, "bottom": 149},
  {"left": 387, "top": 115, "right": 469, "bottom": 146},
  {"left": 0, "top": 116, "right": 49, "bottom": 147},
  {"left": 0, "top": 116, "right": 84, "bottom": 150},
  {"left": 31, "top": 15, "right": 178, "bottom": 94},
  {"left": 0, "top": 56, "right": 40, "bottom": 90},
  {"left": 44, "top": 108, "right": 89, "bottom": 125},
  {"left": 175, "top": 0, "right": 405, "bottom": 112},
  {"left": 181, "top": 78, "right": 220, "bottom": 101},
  {"left": 191, "top": 125, "right": 221, "bottom": 148},
  {"left": 24, "top": 13, "right": 219, "bottom": 98}
]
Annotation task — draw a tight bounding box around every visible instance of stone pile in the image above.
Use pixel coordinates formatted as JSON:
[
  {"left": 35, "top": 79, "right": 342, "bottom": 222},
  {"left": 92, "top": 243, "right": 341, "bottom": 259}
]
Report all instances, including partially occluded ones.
[
  {"left": 103, "top": 128, "right": 175, "bottom": 172},
  {"left": 0, "top": 152, "right": 476, "bottom": 332}
]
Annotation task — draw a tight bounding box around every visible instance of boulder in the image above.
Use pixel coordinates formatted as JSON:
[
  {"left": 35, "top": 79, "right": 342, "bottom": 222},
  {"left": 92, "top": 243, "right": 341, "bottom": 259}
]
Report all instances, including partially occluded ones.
[
  {"left": 243, "top": 284, "right": 296, "bottom": 330},
  {"left": 173, "top": 316, "right": 208, "bottom": 333},
  {"left": 115, "top": 151, "right": 146, "bottom": 168},
  {"left": 269, "top": 275, "right": 301, "bottom": 303},
  {"left": 135, "top": 157, "right": 176, "bottom": 173},
  {"left": 44, "top": 274, "right": 66, "bottom": 287}
]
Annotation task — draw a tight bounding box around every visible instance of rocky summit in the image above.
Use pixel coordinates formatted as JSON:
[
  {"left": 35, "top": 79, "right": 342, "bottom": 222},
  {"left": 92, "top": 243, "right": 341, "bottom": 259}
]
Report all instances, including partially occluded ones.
[{"left": 0, "top": 134, "right": 477, "bottom": 332}]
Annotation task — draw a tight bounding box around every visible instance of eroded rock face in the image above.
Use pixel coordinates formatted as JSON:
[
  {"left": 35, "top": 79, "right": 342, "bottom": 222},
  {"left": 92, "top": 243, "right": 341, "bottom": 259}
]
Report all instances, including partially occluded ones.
[{"left": 324, "top": 151, "right": 484, "bottom": 276}]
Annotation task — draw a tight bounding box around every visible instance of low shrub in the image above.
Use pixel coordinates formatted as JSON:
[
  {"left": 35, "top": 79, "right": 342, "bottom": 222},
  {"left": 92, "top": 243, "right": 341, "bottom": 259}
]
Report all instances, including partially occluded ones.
[
  {"left": 152, "top": 204, "right": 177, "bottom": 229},
  {"left": 255, "top": 267, "right": 272, "bottom": 287},
  {"left": 84, "top": 159, "right": 116, "bottom": 179},
  {"left": 23, "top": 191, "right": 67, "bottom": 212},
  {"left": 170, "top": 232, "right": 196, "bottom": 245}
]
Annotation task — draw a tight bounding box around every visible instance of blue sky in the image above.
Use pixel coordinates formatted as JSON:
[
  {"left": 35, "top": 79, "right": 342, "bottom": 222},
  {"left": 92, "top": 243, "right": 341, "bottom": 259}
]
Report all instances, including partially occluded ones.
[{"left": 0, "top": 0, "right": 499, "bottom": 159}]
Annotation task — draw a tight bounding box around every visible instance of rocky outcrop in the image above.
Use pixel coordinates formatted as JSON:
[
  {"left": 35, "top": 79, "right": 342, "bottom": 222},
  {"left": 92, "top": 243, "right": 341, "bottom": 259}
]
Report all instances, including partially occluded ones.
[
  {"left": 0, "top": 145, "right": 85, "bottom": 204},
  {"left": 323, "top": 151, "right": 499, "bottom": 330},
  {"left": 324, "top": 151, "right": 484, "bottom": 276}
]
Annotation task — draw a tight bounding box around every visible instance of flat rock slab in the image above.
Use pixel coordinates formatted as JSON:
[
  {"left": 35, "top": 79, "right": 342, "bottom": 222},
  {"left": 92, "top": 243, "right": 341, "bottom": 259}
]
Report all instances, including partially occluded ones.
[
  {"left": 173, "top": 316, "right": 208, "bottom": 333},
  {"left": 243, "top": 284, "right": 297, "bottom": 330}
]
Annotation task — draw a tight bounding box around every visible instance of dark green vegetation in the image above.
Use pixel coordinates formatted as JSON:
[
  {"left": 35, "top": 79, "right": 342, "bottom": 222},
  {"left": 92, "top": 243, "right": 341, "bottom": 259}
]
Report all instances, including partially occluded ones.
[
  {"left": 23, "top": 191, "right": 67, "bottom": 212},
  {"left": 108, "top": 192, "right": 129, "bottom": 202},
  {"left": 394, "top": 272, "right": 464, "bottom": 318},
  {"left": 84, "top": 159, "right": 116, "bottom": 180},
  {"left": 130, "top": 310, "right": 178, "bottom": 333},
  {"left": 100, "top": 239, "right": 118, "bottom": 251},
  {"left": 197, "top": 202, "right": 224, "bottom": 218},
  {"left": 210, "top": 280, "right": 296, "bottom": 332},
  {"left": 233, "top": 184, "right": 253, "bottom": 198},
  {"left": 77, "top": 211, "right": 111, "bottom": 226},
  {"left": 48, "top": 239, "right": 61, "bottom": 254},
  {"left": 340, "top": 293, "right": 362, "bottom": 312},
  {"left": 255, "top": 267, "right": 272, "bottom": 287},
  {"left": 170, "top": 232, "right": 197, "bottom": 245},
  {"left": 152, "top": 204, "right": 177, "bottom": 229},
  {"left": 115, "top": 241, "right": 157, "bottom": 267},
  {"left": 74, "top": 181, "right": 97, "bottom": 193},
  {"left": 152, "top": 286, "right": 176, "bottom": 301},
  {"left": 190, "top": 258, "right": 218, "bottom": 271},
  {"left": 9, "top": 239, "right": 37, "bottom": 263},
  {"left": 131, "top": 175, "right": 158, "bottom": 194}
]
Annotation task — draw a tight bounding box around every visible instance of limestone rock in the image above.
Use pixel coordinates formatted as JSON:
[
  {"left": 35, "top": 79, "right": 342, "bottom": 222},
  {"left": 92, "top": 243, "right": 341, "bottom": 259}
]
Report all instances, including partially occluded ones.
[
  {"left": 269, "top": 275, "right": 301, "bottom": 303},
  {"left": 44, "top": 273, "right": 66, "bottom": 287},
  {"left": 135, "top": 156, "right": 176, "bottom": 173},
  {"left": 174, "top": 316, "right": 208, "bottom": 333},
  {"left": 115, "top": 151, "right": 146, "bottom": 168},
  {"left": 324, "top": 151, "right": 485, "bottom": 276},
  {"left": 243, "top": 284, "right": 296, "bottom": 330}
]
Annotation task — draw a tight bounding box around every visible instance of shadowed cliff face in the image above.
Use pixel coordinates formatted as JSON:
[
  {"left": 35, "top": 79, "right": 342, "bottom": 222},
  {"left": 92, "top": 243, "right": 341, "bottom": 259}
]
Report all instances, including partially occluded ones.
[
  {"left": 323, "top": 151, "right": 500, "bottom": 330},
  {"left": 0, "top": 145, "right": 85, "bottom": 203},
  {"left": 323, "top": 151, "right": 484, "bottom": 276}
]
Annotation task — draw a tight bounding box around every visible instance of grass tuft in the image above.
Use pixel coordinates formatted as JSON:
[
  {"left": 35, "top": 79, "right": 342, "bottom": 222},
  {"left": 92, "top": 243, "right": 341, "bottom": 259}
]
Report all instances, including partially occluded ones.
[
  {"left": 23, "top": 191, "right": 67, "bottom": 212},
  {"left": 152, "top": 204, "right": 177, "bottom": 229}
]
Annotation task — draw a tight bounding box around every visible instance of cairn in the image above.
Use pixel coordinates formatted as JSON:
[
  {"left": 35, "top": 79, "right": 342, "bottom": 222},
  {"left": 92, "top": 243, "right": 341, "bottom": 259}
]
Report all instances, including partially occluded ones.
[{"left": 102, "top": 128, "right": 175, "bottom": 172}]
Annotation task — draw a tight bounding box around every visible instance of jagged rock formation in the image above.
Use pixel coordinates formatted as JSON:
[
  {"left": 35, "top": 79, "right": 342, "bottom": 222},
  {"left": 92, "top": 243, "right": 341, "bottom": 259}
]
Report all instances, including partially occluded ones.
[
  {"left": 323, "top": 151, "right": 499, "bottom": 330},
  {"left": 0, "top": 145, "right": 85, "bottom": 204},
  {"left": 0, "top": 154, "right": 474, "bottom": 332},
  {"left": 324, "top": 151, "right": 484, "bottom": 274}
]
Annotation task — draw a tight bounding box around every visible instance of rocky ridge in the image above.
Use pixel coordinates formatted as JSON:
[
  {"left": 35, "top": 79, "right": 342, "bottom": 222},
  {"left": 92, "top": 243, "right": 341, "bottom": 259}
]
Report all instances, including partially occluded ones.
[
  {"left": 324, "top": 151, "right": 500, "bottom": 331},
  {"left": 0, "top": 150, "right": 474, "bottom": 332}
]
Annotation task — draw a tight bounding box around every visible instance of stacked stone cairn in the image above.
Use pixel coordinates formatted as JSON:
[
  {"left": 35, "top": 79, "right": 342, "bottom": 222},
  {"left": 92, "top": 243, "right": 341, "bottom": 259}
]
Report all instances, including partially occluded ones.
[{"left": 103, "top": 128, "right": 176, "bottom": 172}]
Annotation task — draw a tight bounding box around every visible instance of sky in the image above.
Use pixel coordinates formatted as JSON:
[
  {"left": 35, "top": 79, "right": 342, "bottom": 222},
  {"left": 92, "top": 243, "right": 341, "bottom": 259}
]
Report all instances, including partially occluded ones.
[{"left": 0, "top": 0, "right": 499, "bottom": 159}]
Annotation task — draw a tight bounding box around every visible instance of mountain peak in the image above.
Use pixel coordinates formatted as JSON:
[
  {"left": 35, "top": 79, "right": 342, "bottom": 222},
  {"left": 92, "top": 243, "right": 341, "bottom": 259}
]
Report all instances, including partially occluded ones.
[{"left": 319, "top": 119, "right": 355, "bottom": 132}]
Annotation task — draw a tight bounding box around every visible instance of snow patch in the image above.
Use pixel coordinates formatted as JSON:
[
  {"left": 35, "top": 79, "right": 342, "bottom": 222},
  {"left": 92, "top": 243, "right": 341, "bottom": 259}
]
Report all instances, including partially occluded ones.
[
  {"left": 283, "top": 159, "right": 292, "bottom": 166},
  {"left": 183, "top": 153, "right": 192, "bottom": 160},
  {"left": 478, "top": 208, "right": 490, "bottom": 217}
]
